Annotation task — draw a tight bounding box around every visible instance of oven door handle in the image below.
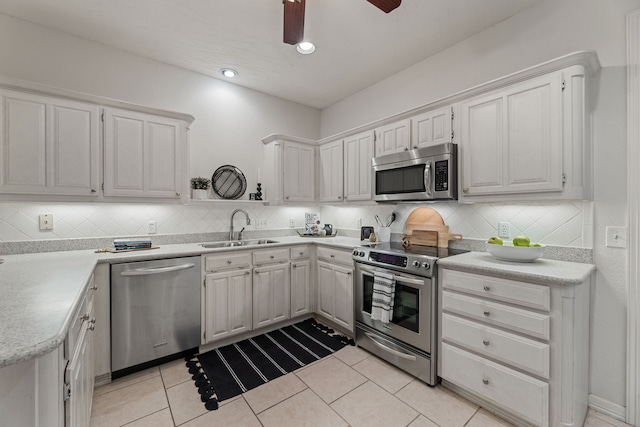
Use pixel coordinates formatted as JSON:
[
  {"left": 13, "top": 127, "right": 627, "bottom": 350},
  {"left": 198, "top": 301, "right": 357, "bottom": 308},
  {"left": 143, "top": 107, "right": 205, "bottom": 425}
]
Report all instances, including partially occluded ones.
[
  {"left": 365, "top": 333, "right": 417, "bottom": 361},
  {"left": 358, "top": 265, "right": 427, "bottom": 287}
]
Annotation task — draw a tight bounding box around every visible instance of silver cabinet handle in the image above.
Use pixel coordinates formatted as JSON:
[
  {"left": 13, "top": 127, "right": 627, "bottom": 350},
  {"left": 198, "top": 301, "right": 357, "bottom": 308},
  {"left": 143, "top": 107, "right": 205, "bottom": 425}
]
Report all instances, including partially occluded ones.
[
  {"left": 270, "top": 255, "right": 275, "bottom": 259},
  {"left": 483, "top": 340, "right": 490, "bottom": 346},
  {"left": 330, "top": 254, "right": 335, "bottom": 258},
  {"left": 292, "top": 264, "right": 297, "bottom": 268},
  {"left": 403, "top": 147, "right": 409, "bottom": 151},
  {"left": 483, "top": 285, "right": 490, "bottom": 291},
  {"left": 463, "top": 188, "right": 469, "bottom": 193},
  {"left": 482, "top": 378, "right": 489, "bottom": 385},
  {"left": 91, "top": 189, "right": 97, "bottom": 193},
  {"left": 483, "top": 311, "right": 490, "bottom": 316},
  {"left": 227, "top": 260, "right": 232, "bottom": 264},
  {"left": 120, "top": 263, "right": 195, "bottom": 276}
]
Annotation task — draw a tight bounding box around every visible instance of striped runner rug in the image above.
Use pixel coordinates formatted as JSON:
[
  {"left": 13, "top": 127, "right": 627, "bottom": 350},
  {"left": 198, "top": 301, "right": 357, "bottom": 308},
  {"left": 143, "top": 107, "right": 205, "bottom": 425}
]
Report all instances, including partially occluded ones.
[{"left": 185, "top": 318, "right": 353, "bottom": 410}]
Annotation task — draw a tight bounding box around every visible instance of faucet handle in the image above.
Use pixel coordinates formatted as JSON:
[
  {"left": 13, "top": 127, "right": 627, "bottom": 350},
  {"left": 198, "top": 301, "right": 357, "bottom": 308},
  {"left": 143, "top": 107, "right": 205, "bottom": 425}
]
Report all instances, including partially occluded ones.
[{"left": 238, "top": 227, "right": 245, "bottom": 240}]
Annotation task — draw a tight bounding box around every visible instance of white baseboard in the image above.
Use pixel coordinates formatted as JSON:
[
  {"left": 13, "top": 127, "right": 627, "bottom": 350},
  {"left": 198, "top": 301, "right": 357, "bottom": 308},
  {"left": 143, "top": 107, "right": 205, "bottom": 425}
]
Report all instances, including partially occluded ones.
[{"left": 589, "top": 394, "right": 627, "bottom": 422}]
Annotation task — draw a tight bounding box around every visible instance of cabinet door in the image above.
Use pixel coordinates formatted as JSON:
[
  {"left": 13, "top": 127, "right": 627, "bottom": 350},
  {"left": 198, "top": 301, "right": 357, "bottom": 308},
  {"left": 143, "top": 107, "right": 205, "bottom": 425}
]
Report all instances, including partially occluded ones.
[
  {"left": 344, "top": 130, "right": 374, "bottom": 201},
  {"left": 332, "top": 264, "right": 354, "bottom": 332},
  {"left": 319, "top": 140, "right": 344, "bottom": 202},
  {"left": 316, "top": 261, "right": 335, "bottom": 320},
  {"left": 283, "top": 141, "right": 315, "bottom": 202},
  {"left": 253, "top": 264, "right": 291, "bottom": 329},
  {"left": 291, "top": 259, "right": 311, "bottom": 317},
  {"left": 460, "top": 73, "right": 562, "bottom": 197},
  {"left": 104, "top": 108, "right": 183, "bottom": 199},
  {"left": 411, "top": 107, "right": 452, "bottom": 149},
  {"left": 375, "top": 119, "right": 410, "bottom": 156},
  {"left": 65, "top": 321, "right": 91, "bottom": 427},
  {"left": 0, "top": 90, "right": 99, "bottom": 196},
  {"left": 203, "top": 270, "right": 252, "bottom": 343}
]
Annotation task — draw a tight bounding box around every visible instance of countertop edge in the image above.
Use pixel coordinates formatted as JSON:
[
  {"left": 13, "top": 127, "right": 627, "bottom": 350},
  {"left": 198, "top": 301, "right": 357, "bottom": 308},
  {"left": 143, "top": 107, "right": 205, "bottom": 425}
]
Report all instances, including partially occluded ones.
[{"left": 437, "top": 252, "right": 596, "bottom": 286}]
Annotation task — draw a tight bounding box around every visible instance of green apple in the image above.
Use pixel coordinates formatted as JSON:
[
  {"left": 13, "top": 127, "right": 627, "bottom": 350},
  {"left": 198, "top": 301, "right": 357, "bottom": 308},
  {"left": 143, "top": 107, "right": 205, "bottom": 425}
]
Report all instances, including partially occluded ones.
[
  {"left": 512, "top": 235, "right": 531, "bottom": 247},
  {"left": 530, "top": 243, "right": 542, "bottom": 247},
  {"left": 487, "top": 236, "right": 503, "bottom": 245}
]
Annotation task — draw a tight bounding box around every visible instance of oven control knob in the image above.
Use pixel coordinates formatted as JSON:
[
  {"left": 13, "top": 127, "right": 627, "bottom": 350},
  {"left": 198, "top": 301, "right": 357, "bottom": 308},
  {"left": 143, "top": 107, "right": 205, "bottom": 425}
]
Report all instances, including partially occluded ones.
[
  {"left": 412, "top": 260, "right": 421, "bottom": 268},
  {"left": 422, "top": 262, "right": 431, "bottom": 270},
  {"left": 352, "top": 250, "right": 359, "bottom": 256},
  {"left": 358, "top": 251, "right": 365, "bottom": 257}
]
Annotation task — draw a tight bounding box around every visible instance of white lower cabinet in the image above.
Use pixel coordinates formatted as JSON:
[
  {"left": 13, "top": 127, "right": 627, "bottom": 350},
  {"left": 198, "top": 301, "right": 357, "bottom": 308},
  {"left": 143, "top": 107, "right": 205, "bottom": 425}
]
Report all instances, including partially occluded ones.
[
  {"left": 439, "top": 267, "right": 590, "bottom": 427},
  {"left": 253, "top": 263, "right": 291, "bottom": 329},
  {"left": 291, "top": 246, "right": 312, "bottom": 317},
  {"left": 316, "top": 246, "right": 354, "bottom": 333},
  {"left": 203, "top": 269, "right": 253, "bottom": 343}
]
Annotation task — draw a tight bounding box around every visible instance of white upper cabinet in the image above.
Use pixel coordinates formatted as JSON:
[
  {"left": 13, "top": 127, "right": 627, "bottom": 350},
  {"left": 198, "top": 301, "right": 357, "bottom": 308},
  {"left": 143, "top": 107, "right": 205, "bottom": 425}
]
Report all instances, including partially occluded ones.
[
  {"left": 344, "top": 130, "right": 374, "bottom": 201},
  {"left": 319, "top": 139, "right": 344, "bottom": 203},
  {"left": 374, "top": 119, "right": 411, "bottom": 156},
  {"left": 0, "top": 89, "right": 99, "bottom": 196},
  {"left": 411, "top": 106, "right": 453, "bottom": 149},
  {"left": 459, "top": 73, "right": 562, "bottom": 198},
  {"left": 262, "top": 135, "right": 316, "bottom": 204},
  {"left": 104, "top": 108, "right": 184, "bottom": 199}
]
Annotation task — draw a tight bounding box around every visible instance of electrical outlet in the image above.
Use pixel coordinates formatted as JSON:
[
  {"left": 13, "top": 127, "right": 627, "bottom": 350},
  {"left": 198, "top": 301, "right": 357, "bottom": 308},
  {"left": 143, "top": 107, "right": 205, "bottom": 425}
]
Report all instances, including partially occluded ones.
[
  {"left": 289, "top": 218, "right": 295, "bottom": 228},
  {"left": 146, "top": 221, "right": 157, "bottom": 234},
  {"left": 498, "top": 222, "right": 510, "bottom": 238},
  {"left": 39, "top": 213, "right": 54, "bottom": 230},
  {"left": 356, "top": 218, "right": 362, "bottom": 229}
]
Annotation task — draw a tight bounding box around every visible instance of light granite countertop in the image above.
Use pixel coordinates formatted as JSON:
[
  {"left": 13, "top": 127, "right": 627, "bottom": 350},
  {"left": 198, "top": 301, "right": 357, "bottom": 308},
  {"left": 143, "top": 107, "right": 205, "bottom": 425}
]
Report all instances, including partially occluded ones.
[
  {"left": 437, "top": 251, "right": 595, "bottom": 286},
  {"left": 0, "top": 236, "right": 362, "bottom": 369}
]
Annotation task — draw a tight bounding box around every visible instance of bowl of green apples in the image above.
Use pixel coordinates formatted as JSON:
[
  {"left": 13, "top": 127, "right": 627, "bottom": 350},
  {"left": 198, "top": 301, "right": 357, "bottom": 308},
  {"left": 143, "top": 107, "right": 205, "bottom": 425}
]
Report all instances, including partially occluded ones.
[{"left": 485, "top": 235, "right": 544, "bottom": 262}]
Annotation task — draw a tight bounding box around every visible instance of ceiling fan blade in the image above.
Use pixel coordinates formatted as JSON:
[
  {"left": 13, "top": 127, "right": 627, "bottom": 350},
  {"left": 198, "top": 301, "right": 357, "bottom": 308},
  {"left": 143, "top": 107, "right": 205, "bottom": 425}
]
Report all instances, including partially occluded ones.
[
  {"left": 283, "top": 0, "right": 305, "bottom": 45},
  {"left": 367, "top": 0, "right": 401, "bottom": 13}
]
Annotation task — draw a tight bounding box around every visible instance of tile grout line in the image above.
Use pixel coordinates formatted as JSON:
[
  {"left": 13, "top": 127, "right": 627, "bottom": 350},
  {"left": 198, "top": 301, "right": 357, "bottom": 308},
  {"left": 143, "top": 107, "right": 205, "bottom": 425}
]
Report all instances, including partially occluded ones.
[{"left": 159, "top": 367, "right": 179, "bottom": 427}]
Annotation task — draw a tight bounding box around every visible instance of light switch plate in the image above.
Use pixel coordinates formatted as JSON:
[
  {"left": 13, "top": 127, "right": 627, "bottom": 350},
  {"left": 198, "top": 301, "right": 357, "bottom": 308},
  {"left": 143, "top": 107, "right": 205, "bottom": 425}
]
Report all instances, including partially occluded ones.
[
  {"left": 39, "top": 213, "right": 54, "bottom": 230},
  {"left": 606, "top": 226, "right": 627, "bottom": 248}
]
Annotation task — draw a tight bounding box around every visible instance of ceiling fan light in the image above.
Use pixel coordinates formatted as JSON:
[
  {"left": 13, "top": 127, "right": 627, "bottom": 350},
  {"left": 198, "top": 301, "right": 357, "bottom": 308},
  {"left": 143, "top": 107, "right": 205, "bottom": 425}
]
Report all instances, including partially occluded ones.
[
  {"left": 220, "top": 68, "right": 238, "bottom": 78},
  {"left": 296, "top": 42, "right": 315, "bottom": 54}
]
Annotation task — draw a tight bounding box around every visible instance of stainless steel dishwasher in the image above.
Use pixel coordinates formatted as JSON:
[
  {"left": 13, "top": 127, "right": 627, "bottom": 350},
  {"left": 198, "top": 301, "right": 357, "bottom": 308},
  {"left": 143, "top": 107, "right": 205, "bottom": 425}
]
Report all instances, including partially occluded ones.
[{"left": 111, "top": 256, "right": 201, "bottom": 373}]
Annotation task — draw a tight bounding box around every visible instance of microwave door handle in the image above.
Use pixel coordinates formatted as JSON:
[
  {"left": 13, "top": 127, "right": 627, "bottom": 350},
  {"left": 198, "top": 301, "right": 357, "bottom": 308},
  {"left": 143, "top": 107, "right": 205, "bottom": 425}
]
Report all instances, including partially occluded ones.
[{"left": 424, "top": 161, "right": 433, "bottom": 198}]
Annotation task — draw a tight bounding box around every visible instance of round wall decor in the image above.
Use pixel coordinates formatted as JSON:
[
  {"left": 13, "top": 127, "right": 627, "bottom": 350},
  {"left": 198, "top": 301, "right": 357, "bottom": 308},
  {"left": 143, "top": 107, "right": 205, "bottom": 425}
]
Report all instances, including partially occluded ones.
[{"left": 211, "top": 165, "right": 247, "bottom": 200}]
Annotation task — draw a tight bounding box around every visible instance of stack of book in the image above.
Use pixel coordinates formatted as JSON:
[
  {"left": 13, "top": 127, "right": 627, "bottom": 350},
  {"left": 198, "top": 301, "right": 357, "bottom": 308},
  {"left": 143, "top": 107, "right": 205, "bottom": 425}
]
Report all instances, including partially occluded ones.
[{"left": 113, "top": 238, "right": 153, "bottom": 251}]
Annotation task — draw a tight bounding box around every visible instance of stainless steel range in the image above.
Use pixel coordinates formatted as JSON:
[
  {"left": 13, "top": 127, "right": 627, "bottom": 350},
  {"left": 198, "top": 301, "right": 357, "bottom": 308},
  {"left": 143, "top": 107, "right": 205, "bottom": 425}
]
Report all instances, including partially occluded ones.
[{"left": 352, "top": 242, "right": 465, "bottom": 385}]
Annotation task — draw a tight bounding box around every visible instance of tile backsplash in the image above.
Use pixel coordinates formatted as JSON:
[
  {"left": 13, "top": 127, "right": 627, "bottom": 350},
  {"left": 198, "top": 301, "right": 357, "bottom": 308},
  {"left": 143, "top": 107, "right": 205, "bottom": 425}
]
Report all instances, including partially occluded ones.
[{"left": 0, "top": 200, "right": 592, "bottom": 248}]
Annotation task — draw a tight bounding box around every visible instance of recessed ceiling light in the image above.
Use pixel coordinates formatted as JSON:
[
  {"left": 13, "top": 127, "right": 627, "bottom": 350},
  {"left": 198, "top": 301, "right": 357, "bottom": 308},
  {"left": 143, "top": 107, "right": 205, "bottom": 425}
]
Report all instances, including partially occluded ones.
[
  {"left": 296, "top": 42, "right": 316, "bottom": 55},
  {"left": 220, "top": 68, "right": 238, "bottom": 78}
]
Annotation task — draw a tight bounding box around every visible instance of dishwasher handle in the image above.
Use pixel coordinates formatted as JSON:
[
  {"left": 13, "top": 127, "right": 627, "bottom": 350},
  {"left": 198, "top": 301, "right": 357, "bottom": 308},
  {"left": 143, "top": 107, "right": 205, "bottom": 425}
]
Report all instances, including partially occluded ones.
[{"left": 119, "top": 263, "right": 196, "bottom": 276}]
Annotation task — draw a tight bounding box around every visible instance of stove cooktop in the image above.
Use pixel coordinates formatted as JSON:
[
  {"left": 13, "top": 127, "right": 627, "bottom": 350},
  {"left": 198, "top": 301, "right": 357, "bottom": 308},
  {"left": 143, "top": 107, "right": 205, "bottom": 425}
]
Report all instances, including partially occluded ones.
[{"left": 359, "top": 242, "right": 468, "bottom": 259}]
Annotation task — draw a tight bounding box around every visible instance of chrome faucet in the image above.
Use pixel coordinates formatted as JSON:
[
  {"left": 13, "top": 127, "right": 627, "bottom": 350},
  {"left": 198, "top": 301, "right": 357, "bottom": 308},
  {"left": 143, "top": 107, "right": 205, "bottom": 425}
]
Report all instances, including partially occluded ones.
[{"left": 230, "top": 209, "right": 251, "bottom": 241}]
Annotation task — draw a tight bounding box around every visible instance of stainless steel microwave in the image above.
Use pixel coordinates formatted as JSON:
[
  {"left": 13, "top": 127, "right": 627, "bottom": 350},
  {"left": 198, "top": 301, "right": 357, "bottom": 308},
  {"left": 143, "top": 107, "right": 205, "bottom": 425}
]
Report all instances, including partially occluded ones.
[{"left": 372, "top": 143, "right": 457, "bottom": 202}]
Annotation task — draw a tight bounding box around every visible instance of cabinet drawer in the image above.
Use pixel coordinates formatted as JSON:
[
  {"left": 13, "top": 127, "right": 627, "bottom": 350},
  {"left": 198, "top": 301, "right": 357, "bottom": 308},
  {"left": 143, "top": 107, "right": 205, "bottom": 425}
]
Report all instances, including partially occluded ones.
[
  {"left": 442, "top": 313, "right": 550, "bottom": 378},
  {"left": 442, "top": 343, "right": 549, "bottom": 427},
  {"left": 442, "top": 291, "right": 550, "bottom": 340},
  {"left": 290, "top": 245, "right": 311, "bottom": 260},
  {"left": 253, "top": 248, "right": 289, "bottom": 266},
  {"left": 205, "top": 252, "right": 251, "bottom": 272},
  {"left": 441, "top": 269, "right": 550, "bottom": 311},
  {"left": 316, "top": 246, "right": 352, "bottom": 266}
]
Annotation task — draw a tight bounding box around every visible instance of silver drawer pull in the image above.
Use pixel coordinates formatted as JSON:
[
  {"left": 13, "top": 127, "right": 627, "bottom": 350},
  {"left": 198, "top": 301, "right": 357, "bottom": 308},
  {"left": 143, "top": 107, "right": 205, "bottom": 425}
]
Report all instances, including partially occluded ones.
[
  {"left": 292, "top": 264, "right": 297, "bottom": 268},
  {"left": 299, "top": 251, "right": 304, "bottom": 255},
  {"left": 227, "top": 260, "right": 232, "bottom": 264},
  {"left": 483, "top": 285, "right": 490, "bottom": 291},
  {"left": 482, "top": 378, "right": 489, "bottom": 385},
  {"left": 483, "top": 311, "right": 490, "bottom": 317},
  {"left": 330, "top": 254, "right": 335, "bottom": 258},
  {"left": 483, "top": 340, "right": 490, "bottom": 346},
  {"left": 270, "top": 255, "right": 275, "bottom": 259}
]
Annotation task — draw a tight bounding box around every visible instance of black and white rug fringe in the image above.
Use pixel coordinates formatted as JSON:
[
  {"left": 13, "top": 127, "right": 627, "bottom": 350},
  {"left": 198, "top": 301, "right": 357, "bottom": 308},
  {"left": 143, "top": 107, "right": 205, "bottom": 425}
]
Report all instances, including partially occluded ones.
[{"left": 185, "top": 358, "right": 219, "bottom": 410}]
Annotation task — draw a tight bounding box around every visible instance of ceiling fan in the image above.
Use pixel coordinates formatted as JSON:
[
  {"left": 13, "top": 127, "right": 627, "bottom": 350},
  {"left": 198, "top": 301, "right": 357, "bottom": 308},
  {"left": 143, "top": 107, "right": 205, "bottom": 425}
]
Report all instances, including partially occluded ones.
[{"left": 283, "top": 0, "right": 402, "bottom": 45}]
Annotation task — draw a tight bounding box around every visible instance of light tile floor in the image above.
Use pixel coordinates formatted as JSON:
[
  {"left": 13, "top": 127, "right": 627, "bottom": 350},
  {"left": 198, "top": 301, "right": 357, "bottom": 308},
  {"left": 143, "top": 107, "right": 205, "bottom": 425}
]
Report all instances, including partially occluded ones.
[{"left": 91, "top": 345, "right": 632, "bottom": 427}]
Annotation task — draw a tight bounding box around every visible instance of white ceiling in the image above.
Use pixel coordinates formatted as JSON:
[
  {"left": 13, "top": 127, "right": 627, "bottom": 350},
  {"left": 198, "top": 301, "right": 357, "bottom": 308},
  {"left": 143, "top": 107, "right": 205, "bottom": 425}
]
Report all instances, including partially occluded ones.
[{"left": 0, "top": 0, "right": 541, "bottom": 109}]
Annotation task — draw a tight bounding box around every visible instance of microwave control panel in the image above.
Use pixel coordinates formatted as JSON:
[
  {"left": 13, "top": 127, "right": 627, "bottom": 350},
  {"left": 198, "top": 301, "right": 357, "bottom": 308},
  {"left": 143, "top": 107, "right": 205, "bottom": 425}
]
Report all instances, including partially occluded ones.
[{"left": 434, "top": 160, "right": 448, "bottom": 191}]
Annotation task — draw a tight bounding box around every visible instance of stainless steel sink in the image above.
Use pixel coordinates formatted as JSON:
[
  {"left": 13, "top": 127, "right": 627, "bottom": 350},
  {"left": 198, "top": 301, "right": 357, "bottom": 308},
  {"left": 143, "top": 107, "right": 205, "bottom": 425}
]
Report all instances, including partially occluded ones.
[{"left": 200, "top": 239, "right": 278, "bottom": 249}]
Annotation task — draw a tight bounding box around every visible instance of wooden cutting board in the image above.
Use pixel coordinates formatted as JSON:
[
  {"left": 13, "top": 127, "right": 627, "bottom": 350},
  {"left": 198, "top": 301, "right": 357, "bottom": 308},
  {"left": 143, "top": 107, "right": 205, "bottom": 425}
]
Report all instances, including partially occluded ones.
[{"left": 403, "top": 207, "right": 463, "bottom": 247}]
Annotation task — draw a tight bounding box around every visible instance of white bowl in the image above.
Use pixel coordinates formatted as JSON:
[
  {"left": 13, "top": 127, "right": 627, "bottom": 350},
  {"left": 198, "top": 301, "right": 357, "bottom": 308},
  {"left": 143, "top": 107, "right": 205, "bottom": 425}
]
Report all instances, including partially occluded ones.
[{"left": 485, "top": 242, "right": 545, "bottom": 262}]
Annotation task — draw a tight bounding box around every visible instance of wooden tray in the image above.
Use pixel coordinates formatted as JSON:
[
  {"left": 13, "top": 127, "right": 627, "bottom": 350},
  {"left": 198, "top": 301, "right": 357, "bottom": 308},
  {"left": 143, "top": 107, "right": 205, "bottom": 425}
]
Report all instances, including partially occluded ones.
[{"left": 95, "top": 246, "right": 160, "bottom": 253}]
